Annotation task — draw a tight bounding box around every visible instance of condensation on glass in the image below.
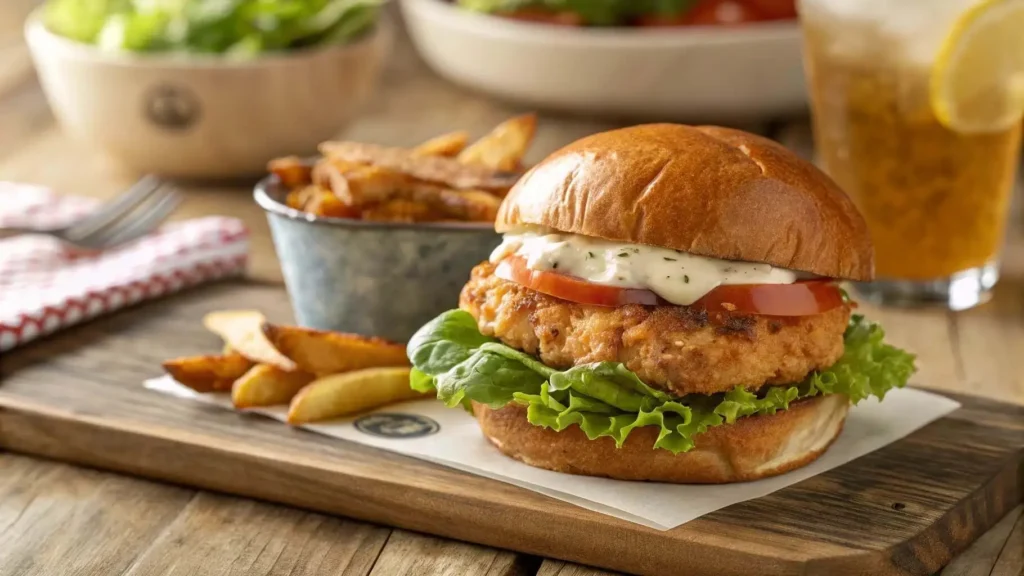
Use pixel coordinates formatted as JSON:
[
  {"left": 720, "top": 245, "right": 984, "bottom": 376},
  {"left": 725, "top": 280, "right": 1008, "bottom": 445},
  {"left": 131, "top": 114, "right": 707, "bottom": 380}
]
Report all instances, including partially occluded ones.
[{"left": 798, "top": 0, "right": 1021, "bottom": 310}]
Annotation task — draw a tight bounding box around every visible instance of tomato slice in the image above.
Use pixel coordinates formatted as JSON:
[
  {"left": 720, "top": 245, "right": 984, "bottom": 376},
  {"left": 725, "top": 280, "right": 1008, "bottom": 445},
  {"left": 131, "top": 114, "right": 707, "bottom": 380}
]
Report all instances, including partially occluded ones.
[
  {"left": 494, "top": 257, "right": 844, "bottom": 316},
  {"left": 740, "top": 0, "right": 797, "bottom": 20},
  {"left": 498, "top": 9, "right": 586, "bottom": 26},
  {"left": 636, "top": 0, "right": 766, "bottom": 26},
  {"left": 495, "top": 257, "right": 660, "bottom": 307},
  {"left": 693, "top": 282, "right": 844, "bottom": 316}
]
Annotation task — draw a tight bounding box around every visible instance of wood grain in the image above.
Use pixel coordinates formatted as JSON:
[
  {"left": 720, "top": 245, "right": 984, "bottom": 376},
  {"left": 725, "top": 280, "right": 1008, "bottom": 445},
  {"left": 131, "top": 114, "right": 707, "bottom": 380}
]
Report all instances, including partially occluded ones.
[
  {"left": 0, "top": 452, "right": 543, "bottom": 576},
  {"left": 122, "top": 493, "right": 390, "bottom": 576},
  {"left": 369, "top": 531, "right": 538, "bottom": 576},
  {"left": 0, "top": 453, "right": 402, "bottom": 576},
  {"left": 537, "top": 561, "right": 621, "bottom": 576},
  {"left": 1, "top": 283, "right": 1021, "bottom": 576},
  {"left": 990, "top": 509, "right": 1024, "bottom": 576},
  {"left": 539, "top": 506, "right": 1024, "bottom": 576},
  {"left": 0, "top": 453, "right": 192, "bottom": 576},
  {"left": 940, "top": 505, "right": 1023, "bottom": 576}
]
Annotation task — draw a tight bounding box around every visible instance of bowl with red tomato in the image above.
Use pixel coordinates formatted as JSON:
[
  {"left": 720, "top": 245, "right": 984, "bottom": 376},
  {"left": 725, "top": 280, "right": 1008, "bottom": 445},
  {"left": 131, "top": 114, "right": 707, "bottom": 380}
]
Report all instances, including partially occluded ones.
[{"left": 399, "top": 0, "right": 805, "bottom": 120}]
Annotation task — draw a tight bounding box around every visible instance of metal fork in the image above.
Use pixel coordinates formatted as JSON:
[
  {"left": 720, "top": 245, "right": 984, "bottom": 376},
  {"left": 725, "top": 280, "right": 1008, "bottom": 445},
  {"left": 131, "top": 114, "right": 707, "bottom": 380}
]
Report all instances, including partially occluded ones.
[{"left": 0, "top": 176, "right": 182, "bottom": 251}]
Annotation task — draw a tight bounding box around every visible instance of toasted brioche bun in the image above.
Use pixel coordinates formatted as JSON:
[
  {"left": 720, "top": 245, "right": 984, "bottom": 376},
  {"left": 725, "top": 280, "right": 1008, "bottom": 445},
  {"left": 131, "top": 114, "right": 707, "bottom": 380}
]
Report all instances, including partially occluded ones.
[
  {"left": 496, "top": 124, "right": 873, "bottom": 281},
  {"left": 472, "top": 394, "right": 849, "bottom": 484}
]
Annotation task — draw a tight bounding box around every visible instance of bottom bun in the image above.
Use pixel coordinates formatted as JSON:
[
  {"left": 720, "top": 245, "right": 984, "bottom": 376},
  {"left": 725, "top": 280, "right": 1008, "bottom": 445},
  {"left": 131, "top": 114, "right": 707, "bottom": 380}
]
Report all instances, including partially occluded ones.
[{"left": 472, "top": 394, "right": 849, "bottom": 484}]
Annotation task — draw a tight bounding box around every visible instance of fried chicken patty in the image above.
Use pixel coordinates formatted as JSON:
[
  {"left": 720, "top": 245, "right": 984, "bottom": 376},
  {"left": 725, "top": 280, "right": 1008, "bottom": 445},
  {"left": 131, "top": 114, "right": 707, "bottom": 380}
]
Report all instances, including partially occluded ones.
[{"left": 459, "top": 262, "right": 851, "bottom": 396}]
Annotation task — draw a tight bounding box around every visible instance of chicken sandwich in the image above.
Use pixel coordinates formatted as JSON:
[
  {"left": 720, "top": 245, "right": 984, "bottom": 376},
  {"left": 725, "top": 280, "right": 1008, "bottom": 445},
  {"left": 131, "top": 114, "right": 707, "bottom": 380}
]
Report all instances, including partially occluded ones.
[{"left": 408, "top": 124, "right": 915, "bottom": 484}]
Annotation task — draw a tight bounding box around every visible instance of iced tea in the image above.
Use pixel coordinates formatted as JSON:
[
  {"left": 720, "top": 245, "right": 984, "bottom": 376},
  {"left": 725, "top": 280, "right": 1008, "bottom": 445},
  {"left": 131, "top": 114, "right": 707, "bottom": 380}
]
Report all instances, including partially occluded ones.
[{"left": 799, "top": 0, "right": 1021, "bottom": 308}]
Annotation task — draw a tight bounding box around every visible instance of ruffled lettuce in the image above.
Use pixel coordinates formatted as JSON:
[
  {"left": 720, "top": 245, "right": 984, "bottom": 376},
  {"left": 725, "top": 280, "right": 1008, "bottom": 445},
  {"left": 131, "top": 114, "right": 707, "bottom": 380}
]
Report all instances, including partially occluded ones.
[
  {"left": 43, "top": 0, "right": 381, "bottom": 55},
  {"left": 408, "top": 310, "right": 916, "bottom": 454},
  {"left": 455, "top": 0, "right": 698, "bottom": 26}
]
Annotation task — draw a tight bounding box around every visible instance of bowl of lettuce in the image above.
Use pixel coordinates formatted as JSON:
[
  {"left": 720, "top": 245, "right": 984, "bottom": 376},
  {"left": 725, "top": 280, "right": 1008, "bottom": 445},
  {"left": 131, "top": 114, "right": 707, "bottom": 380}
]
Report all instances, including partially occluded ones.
[
  {"left": 25, "top": 0, "right": 390, "bottom": 178},
  {"left": 400, "top": 0, "right": 805, "bottom": 120}
]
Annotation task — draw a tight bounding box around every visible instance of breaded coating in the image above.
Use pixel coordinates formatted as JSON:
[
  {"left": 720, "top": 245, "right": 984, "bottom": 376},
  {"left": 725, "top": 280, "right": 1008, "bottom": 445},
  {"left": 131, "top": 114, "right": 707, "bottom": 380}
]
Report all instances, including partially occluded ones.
[{"left": 460, "top": 262, "right": 850, "bottom": 396}]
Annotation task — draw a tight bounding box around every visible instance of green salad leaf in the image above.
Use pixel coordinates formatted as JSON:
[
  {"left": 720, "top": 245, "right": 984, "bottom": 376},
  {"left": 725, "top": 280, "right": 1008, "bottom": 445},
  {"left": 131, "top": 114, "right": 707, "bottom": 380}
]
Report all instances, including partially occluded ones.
[
  {"left": 455, "top": 0, "right": 697, "bottom": 25},
  {"left": 43, "top": 0, "right": 381, "bottom": 55},
  {"left": 408, "top": 310, "right": 916, "bottom": 454}
]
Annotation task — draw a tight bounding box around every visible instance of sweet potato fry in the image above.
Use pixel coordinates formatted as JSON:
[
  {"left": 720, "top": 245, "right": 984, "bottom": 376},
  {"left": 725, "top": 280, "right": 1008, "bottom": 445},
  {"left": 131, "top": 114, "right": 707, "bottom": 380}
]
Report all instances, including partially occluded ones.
[
  {"left": 391, "top": 184, "right": 501, "bottom": 222},
  {"left": 261, "top": 323, "right": 409, "bottom": 375},
  {"left": 286, "top": 185, "right": 358, "bottom": 218},
  {"left": 311, "top": 158, "right": 361, "bottom": 190},
  {"left": 458, "top": 114, "right": 537, "bottom": 171},
  {"left": 412, "top": 131, "right": 470, "bottom": 157},
  {"left": 312, "top": 159, "right": 343, "bottom": 193},
  {"left": 287, "top": 367, "right": 425, "bottom": 424},
  {"left": 361, "top": 199, "right": 444, "bottom": 222},
  {"left": 202, "top": 310, "right": 296, "bottom": 371},
  {"left": 162, "top": 353, "right": 254, "bottom": 393},
  {"left": 313, "top": 160, "right": 411, "bottom": 207},
  {"left": 275, "top": 116, "right": 541, "bottom": 222},
  {"left": 343, "top": 167, "right": 411, "bottom": 206},
  {"left": 268, "top": 156, "right": 312, "bottom": 188},
  {"left": 435, "top": 189, "right": 502, "bottom": 222},
  {"left": 285, "top": 185, "right": 318, "bottom": 211},
  {"left": 319, "top": 141, "right": 521, "bottom": 191},
  {"left": 304, "top": 188, "right": 361, "bottom": 219},
  {"left": 231, "top": 364, "right": 315, "bottom": 409}
]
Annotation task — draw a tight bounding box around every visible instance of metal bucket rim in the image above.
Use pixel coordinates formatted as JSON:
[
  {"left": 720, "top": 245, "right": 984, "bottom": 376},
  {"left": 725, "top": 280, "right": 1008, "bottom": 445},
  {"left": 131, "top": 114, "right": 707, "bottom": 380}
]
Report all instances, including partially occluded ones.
[{"left": 254, "top": 175, "right": 499, "bottom": 233}]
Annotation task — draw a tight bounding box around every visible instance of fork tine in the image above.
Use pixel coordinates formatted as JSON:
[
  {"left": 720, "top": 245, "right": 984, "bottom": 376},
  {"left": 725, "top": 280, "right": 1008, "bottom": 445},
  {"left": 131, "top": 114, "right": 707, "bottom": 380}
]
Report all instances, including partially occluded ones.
[
  {"left": 64, "top": 175, "right": 164, "bottom": 242},
  {"left": 76, "top": 187, "right": 181, "bottom": 250},
  {"left": 80, "top": 188, "right": 181, "bottom": 250}
]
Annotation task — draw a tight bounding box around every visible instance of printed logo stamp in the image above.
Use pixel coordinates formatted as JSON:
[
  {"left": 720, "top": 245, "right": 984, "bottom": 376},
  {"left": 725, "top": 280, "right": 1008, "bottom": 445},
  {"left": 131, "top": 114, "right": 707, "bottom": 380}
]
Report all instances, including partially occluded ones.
[
  {"left": 354, "top": 413, "right": 440, "bottom": 439},
  {"left": 144, "top": 84, "right": 201, "bottom": 130}
]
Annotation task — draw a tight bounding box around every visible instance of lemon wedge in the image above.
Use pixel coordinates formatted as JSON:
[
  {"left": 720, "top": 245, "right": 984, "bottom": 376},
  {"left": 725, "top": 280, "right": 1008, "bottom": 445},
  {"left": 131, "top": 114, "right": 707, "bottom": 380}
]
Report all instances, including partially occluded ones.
[{"left": 931, "top": 0, "right": 1024, "bottom": 134}]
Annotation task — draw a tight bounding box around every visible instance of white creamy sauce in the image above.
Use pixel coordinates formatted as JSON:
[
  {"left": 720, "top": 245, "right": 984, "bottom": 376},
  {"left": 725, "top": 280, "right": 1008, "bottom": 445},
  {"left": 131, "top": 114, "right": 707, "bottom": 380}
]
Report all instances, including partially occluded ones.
[{"left": 490, "top": 231, "right": 798, "bottom": 305}]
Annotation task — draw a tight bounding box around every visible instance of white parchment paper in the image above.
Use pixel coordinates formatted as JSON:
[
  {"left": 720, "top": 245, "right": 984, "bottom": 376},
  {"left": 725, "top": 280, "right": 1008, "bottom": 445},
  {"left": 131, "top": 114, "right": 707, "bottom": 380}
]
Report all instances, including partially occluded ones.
[{"left": 145, "top": 376, "right": 959, "bottom": 530}]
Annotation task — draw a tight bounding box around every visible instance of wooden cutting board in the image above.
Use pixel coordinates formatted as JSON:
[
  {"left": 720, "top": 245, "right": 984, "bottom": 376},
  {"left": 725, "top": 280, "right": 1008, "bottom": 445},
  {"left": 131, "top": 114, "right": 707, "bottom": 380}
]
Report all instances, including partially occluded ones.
[{"left": 1, "top": 283, "right": 1021, "bottom": 576}]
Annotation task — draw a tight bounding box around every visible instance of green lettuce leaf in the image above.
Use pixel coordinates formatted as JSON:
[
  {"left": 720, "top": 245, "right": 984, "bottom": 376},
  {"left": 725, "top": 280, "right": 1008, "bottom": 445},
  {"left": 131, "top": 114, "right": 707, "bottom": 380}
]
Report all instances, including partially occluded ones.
[
  {"left": 407, "top": 309, "right": 497, "bottom": 375},
  {"left": 408, "top": 310, "right": 916, "bottom": 454},
  {"left": 456, "top": 0, "right": 624, "bottom": 25},
  {"left": 43, "top": 0, "right": 381, "bottom": 55},
  {"left": 435, "top": 348, "right": 546, "bottom": 409},
  {"left": 455, "top": 0, "right": 697, "bottom": 25}
]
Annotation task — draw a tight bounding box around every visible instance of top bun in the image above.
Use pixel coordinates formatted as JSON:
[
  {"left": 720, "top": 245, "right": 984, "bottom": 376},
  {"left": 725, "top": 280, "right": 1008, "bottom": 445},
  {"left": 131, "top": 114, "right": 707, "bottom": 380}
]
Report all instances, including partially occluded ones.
[{"left": 495, "top": 124, "right": 873, "bottom": 280}]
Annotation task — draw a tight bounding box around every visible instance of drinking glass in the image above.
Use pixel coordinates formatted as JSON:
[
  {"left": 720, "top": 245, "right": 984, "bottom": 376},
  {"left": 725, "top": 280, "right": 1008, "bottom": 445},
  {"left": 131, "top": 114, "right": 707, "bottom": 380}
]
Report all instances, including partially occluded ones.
[{"left": 798, "top": 0, "right": 1022, "bottom": 310}]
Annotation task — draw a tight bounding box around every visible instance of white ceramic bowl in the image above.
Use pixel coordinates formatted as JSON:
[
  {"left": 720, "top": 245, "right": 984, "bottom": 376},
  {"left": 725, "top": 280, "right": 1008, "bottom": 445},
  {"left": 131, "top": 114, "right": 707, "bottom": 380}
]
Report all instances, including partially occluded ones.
[
  {"left": 25, "top": 12, "right": 391, "bottom": 179},
  {"left": 400, "top": 0, "right": 806, "bottom": 121}
]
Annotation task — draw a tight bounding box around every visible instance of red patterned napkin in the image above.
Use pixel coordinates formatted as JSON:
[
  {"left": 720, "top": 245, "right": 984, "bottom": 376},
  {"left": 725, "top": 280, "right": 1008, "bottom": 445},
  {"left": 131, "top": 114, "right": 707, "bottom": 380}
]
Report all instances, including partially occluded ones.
[{"left": 0, "top": 182, "right": 250, "bottom": 352}]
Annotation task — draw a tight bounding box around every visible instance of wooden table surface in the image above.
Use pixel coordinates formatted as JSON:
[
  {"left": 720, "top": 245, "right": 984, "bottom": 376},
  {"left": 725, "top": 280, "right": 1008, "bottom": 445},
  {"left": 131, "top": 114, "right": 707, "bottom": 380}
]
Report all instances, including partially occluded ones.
[{"left": 1, "top": 2, "right": 1022, "bottom": 575}]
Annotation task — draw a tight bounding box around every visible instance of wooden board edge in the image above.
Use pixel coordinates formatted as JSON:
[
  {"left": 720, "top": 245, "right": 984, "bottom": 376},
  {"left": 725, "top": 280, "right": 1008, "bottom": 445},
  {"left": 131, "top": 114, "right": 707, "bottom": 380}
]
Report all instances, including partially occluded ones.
[
  {"left": 0, "top": 397, "right": 808, "bottom": 576},
  {"left": 1, "top": 395, "right": 1020, "bottom": 576},
  {"left": 888, "top": 454, "right": 1024, "bottom": 574},
  {"left": 809, "top": 453, "right": 1023, "bottom": 575}
]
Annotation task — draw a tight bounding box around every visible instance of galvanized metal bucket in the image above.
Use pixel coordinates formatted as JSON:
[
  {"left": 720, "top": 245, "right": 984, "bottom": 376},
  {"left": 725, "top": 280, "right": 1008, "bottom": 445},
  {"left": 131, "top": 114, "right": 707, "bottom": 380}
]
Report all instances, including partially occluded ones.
[{"left": 255, "top": 177, "right": 500, "bottom": 342}]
